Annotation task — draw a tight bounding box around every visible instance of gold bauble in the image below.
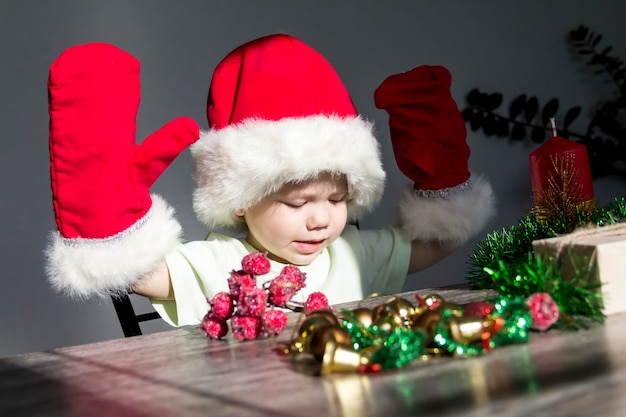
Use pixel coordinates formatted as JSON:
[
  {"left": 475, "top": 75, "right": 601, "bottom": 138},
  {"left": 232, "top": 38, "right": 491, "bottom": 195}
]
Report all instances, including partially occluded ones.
[
  {"left": 371, "top": 297, "right": 415, "bottom": 328},
  {"left": 320, "top": 339, "right": 370, "bottom": 375},
  {"left": 422, "top": 294, "right": 444, "bottom": 309},
  {"left": 448, "top": 316, "right": 495, "bottom": 344},
  {"left": 385, "top": 297, "right": 416, "bottom": 327},
  {"left": 411, "top": 309, "right": 442, "bottom": 340},
  {"left": 309, "top": 324, "right": 352, "bottom": 361},
  {"left": 348, "top": 307, "right": 374, "bottom": 328},
  {"left": 422, "top": 294, "right": 463, "bottom": 316},
  {"left": 308, "top": 309, "right": 339, "bottom": 326},
  {"left": 288, "top": 312, "right": 339, "bottom": 354}
]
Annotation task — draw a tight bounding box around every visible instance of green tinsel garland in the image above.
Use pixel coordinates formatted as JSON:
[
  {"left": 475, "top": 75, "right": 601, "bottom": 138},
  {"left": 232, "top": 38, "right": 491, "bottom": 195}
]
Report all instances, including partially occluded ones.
[
  {"left": 467, "top": 197, "right": 626, "bottom": 327},
  {"left": 483, "top": 254, "right": 604, "bottom": 328}
]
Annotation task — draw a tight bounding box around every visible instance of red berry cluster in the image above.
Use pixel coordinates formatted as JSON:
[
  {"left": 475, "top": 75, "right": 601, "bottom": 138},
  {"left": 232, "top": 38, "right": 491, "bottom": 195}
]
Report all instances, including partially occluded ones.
[{"left": 200, "top": 252, "right": 329, "bottom": 341}]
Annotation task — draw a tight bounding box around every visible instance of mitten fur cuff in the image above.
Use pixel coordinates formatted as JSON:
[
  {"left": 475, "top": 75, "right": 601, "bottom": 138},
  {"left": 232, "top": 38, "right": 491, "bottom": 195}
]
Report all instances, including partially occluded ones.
[
  {"left": 44, "top": 195, "right": 182, "bottom": 299},
  {"left": 398, "top": 175, "right": 496, "bottom": 247}
]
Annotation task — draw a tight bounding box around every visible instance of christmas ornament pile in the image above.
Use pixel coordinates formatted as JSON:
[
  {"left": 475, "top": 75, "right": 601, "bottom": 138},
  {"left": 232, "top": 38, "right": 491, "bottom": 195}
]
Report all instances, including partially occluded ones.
[
  {"left": 279, "top": 291, "right": 561, "bottom": 375},
  {"left": 200, "top": 253, "right": 575, "bottom": 375}
]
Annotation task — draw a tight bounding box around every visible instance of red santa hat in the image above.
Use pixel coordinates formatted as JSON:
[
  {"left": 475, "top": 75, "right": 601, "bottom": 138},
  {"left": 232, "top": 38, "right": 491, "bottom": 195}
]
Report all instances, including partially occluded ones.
[{"left": 191, "top": 34, "right": 386, "bottom": 230}]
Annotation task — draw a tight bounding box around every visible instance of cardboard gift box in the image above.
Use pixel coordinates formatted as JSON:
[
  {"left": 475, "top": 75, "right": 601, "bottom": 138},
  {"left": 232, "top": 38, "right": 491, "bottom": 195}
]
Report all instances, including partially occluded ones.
[{"left": 532, "top": 222, "right": 626, "bottom": 315}]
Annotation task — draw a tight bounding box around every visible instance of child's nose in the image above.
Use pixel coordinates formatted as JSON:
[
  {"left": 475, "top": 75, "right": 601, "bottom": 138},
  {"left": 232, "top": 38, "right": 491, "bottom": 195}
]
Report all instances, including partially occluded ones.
[{"left": 306, "top": 207, "right": 330, "bottom": 230}]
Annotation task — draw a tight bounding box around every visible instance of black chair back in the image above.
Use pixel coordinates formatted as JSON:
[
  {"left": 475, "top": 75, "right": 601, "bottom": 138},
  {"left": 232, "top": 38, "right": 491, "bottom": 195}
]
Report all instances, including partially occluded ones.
[{"left": 111, "top": 294, "right": 161, "bottom": 337}]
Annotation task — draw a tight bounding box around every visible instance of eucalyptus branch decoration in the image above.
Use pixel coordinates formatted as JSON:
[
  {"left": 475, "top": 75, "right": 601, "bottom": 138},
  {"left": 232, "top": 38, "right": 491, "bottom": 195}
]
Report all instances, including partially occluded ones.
[{"left": 462, "top": 25, "right": 626, "bottom": 178}]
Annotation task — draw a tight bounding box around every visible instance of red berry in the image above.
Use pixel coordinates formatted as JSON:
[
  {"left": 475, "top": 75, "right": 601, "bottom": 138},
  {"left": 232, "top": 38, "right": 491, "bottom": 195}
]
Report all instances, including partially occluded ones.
[
  {"left": 304, "top": 292, "right": 329, "bottom": 315},
  {"left": 230, "top": 315, "right": 262, "bottom": 341},
  {"left": 208, "top": 292, "right": 234, "bottom": 320},
  {"left": 267, "top": 275, "right": 298, "bottom": 307},
  {"left": 279, "top": 264, "right": 307, "bottom": 290},
  {"left": 227, "top": 269, "right": 257, "bottom": 299},
  {"left": 263, "top": 309, "right": 288, "bottom": 336},
  {"left": 201, "top": 314, "right": 228, "bottom": 339},
  {"left": 237, "top": 287, "right": 267, "bottom": 317},
  {"left": 525, "top": 292, "right": 560, "bottom": 331},
  {"left": 241, "top": 252, "right": 271, "bottom": 276}
]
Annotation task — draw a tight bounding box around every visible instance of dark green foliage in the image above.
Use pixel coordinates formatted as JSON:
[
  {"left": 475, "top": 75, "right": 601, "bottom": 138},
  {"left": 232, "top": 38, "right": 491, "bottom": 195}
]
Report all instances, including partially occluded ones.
[{"left": 462, "top": 26, "right": 626, "bottom": 179}]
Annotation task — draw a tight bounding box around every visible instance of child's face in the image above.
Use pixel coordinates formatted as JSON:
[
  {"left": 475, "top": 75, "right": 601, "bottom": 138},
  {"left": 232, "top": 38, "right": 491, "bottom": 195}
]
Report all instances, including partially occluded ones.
[{"left": 239, "top": 172, "right": 349, "bottom": 265}]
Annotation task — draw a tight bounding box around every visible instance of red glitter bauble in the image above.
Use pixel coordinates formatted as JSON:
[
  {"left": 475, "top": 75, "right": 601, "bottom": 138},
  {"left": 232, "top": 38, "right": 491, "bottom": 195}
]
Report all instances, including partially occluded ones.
[
  {"left": 525, "top": 292, "right": 560, "bottom": 331},
  {"left": 463, "top": 301, "right": 495, "bottom": 318},
  {"left": 241, "top": 252, "right": 271, "bottom": 276}
]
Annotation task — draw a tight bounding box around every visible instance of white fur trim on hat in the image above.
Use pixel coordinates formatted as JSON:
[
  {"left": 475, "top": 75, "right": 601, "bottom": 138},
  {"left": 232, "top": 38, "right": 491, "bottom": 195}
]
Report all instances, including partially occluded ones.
[
  {"left": 191, "top": 115, "right": 386, "bottom": 230},
  {"left": 398, "top": 175, "right": 496, "bottom": 247},
  {"left": 44, "top": 195, "right": 182, "bottom": 299}
]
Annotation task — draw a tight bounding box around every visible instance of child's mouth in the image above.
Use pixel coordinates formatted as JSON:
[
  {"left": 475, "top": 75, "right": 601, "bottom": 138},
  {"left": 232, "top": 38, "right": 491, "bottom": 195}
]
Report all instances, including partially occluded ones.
[{"left": 292, "top": 240, "right": 325, "bottom": 253}]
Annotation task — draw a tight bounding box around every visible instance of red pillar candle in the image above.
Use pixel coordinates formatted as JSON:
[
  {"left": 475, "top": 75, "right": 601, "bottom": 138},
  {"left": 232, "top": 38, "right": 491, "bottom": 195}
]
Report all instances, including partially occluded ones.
[{"left": 528, "top": 125, "right": 595, "bottom": 219}]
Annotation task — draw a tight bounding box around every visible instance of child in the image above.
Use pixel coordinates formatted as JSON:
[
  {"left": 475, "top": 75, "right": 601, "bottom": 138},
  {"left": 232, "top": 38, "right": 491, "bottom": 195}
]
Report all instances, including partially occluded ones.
[{"left": 45, "top": 34, "right": 495, "bottom": 327}]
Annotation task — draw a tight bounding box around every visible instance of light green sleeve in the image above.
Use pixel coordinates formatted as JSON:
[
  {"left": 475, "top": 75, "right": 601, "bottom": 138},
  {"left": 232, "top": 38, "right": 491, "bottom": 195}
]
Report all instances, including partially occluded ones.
[{"left": 342, "top": 225, "right": 411, "bottom": 296}]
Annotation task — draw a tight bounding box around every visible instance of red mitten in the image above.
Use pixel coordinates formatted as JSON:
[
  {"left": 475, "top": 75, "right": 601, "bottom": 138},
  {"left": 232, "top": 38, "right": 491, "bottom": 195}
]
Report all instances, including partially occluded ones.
[
  {"left": 374, "top": 65, "right": 495, "bottom": 246},
  {"left": 45, "top": 43, "right": 200, "bottom": 298}
]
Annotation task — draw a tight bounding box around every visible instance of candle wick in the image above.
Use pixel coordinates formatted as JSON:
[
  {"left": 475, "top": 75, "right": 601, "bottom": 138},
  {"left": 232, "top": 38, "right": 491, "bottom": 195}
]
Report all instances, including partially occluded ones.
[{"left": 550, "top": 118, "right": 557, "bottom": 137}]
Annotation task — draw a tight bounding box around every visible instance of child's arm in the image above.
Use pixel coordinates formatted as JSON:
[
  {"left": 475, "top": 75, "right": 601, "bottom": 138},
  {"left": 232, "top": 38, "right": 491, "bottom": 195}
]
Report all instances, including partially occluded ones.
[
  {"left": 131, "top": 262, "right": 174, "bottom": 300},
  {"left": 408, "top": 240, "right": 457, "bottom": 275}
]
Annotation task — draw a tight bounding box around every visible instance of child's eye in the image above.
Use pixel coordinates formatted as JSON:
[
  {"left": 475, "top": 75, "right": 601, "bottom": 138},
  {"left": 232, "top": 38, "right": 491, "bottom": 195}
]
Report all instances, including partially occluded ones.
[
  {"left": 329, "top": 196, "right": 347, "bottom": 204},
  {"left": 283, "top": 201, "right": 305, "bottom": 208}
]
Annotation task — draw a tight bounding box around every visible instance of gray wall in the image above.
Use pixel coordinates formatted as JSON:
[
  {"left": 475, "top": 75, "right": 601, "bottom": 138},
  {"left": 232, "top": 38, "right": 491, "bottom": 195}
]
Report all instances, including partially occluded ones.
[{"left": 2, "top": 1, "right": 625, "bottom": 357}]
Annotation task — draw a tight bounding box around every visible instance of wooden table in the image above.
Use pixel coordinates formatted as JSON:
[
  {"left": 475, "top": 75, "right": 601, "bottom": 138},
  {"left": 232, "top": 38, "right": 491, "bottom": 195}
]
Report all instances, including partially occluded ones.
[{"left": 2, "top": 287, "right": 625, "bottom": 417}]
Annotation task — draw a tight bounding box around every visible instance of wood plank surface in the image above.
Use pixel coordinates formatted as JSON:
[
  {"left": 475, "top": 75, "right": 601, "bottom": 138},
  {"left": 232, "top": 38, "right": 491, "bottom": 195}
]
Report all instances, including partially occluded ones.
[{"left": 2, "top": 288, "right": 625, "bottom": 417}]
